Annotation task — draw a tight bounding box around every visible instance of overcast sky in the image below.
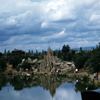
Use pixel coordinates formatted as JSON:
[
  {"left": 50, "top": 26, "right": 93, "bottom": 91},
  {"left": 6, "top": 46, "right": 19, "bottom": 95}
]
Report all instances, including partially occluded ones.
[{"left": 0, "top": 0, "right": 100, "bottom": 53}]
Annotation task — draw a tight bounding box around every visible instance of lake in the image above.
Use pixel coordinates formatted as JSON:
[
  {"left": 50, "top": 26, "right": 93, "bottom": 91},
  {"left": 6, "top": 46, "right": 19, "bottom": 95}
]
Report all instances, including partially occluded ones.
[{"left": 0, "top": 75, "right": 95, "bottom": 100}]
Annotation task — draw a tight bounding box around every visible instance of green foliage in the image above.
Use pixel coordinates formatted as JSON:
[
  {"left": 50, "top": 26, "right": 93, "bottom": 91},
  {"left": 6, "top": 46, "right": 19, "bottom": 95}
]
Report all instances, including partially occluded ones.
[
  {"left": 20, "top": 61, "right": 31, "bottom": 70},
  {"left": 9, "top": 55, "right": 24, "bottom": 68},
  {"left": 83, "top": 43, "right": 100, "bottom": 72},
  {"left": 44, "top": 73, "right": 47, "bottom": 75},
  {"left": 7, "top": 50, "right": 12, "bottom": 56},
  {"left": 16, "top": 66, "right": 20, "bottom": 72},
  {"left": 73, "top": 52, "right": 88, "bottom": 69},
  {"left": 62, "top": 45, "right": 70, "bottom": 53},
  {"left": 52, "top": 45, "right": 75, "bottom": 61},
  {"left": 0, "top": 58, "right": 7, "bottom": 72},
  {"left": 0, "top": 66, "right": 2, "bottom": 72},
  {"left": 89, "top": 53, "right": 100, "bottom": 72},
  {"left": 10, "top": 75, "right": 23, "bottom": 90},
  {"left": 57, "top": 73, "right": 66, "bottom": 78},
  {"left": 80, "top": 47, "right": 83, "bottom": 52},
  {"left": 40, "top": 73, "right": 43, "bottom": 76},
  {"left": 27, "top": 50, "right": 47, "bottom": 60},
  {"left": 0, "top": 76, "right": 8, "bottom": 87},
  {"left": 87, "top": 83, "right": 96, "bottom": 90},
  {"left": 53, "top": 51, "right": 56, "bottom": 56},
  {"left": 7, "top": 42, "right": 100, "bottom": 72},
  {"left": 75, "top": 82, "right": 86, "bottom": 93},
  {"left": 82, "top": 75, "right": 90, "bottom": 82}
]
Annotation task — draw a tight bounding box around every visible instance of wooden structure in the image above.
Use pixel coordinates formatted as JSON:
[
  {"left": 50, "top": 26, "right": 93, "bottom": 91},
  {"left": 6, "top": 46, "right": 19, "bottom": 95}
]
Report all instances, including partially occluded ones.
[{"left": 12, "top": 49, "right": 25, "bottom": 55}]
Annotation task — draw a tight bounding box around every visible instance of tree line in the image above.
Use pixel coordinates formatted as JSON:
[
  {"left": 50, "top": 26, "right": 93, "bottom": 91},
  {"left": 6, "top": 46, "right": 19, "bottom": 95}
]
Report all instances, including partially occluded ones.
[{"left": 0, "top": 43, "right": 100, "bottom": 73}]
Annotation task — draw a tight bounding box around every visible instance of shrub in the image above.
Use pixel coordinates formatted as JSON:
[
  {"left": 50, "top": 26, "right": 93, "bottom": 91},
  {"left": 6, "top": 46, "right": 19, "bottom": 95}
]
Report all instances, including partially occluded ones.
[
  {"left": 57, "top": 73, "right": 66, "bottom": 78},
  {"left": 87, "top": 83, "right": 96, "bottom": 90},
  {"left": 83, "top": 75, "right": 90, "bottom": 82},
  {"left": 40, "top": 73, "right": 43, "bottom": 76},
  {"left": 16, "top": 67, "right": 20, "bottom": 72}
]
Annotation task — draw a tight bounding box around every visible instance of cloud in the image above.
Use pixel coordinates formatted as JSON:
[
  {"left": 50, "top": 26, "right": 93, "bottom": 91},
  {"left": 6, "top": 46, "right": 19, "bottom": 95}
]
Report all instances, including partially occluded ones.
[
  {"left": 53, "top": 82, "right": 81, "bottom": 100},
  {"left": 0, "top": 82, "right": 81, "bottom": 100},
  {"left": 41, "top": 28, "right": 66, "bottom": 41},
  {"left": 0, "top": 0, "right": 100, "bottom": 52}
]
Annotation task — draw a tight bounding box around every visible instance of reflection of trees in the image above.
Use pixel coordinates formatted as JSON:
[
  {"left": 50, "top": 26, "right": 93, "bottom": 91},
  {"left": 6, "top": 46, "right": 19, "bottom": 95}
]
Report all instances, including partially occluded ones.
[
  {"left": 75, "top": 81, "right": 97, "bottom": 93},
  {"left": 10, "top": 75, "right": 23, "bottom": 90},
  {"left": 9, "top": 75, "right": 64, "bottom": 97},
  {"left": 75, "top": 82, "right": 86, "bottom": 93},
  {"left": 0, "top": 76, "right": 8, "bottom": 89},
  {"left": 0, "top": 75, "right": 74, "bottom": 97},
  {"left": 9, "top": 75, "right": 40, "bottom": 90}
]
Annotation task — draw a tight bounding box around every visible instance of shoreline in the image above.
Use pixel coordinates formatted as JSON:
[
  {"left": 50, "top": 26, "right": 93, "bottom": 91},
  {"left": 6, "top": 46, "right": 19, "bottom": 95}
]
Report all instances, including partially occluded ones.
[{"left": 1, "top": 70, "right": 100, "bottom": 85}]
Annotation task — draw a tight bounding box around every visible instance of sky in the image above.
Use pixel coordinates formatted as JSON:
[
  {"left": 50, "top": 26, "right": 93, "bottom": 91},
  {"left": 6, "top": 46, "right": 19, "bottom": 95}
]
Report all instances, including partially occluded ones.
[{"left": 0, "top": 0, "right": 100, "bottom": 53}]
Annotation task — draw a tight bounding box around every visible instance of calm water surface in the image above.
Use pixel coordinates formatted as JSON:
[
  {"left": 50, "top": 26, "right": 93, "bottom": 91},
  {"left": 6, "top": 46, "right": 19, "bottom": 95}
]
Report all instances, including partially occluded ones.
[{"left": 0, "top": 75, "right": 87, "bottom": 100}]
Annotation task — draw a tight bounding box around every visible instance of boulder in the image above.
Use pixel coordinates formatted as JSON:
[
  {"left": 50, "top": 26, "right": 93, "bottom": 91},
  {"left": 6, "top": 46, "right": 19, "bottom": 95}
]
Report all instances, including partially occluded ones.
[{"left": 33, "top": 59, "right": 38, "bottom": 63}]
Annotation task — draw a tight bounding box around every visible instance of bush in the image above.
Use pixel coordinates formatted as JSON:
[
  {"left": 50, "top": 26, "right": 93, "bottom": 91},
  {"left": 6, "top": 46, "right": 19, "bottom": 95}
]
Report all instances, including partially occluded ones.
[
  {"left": 57, "top": 73, "right": 66, "bottom": 78},
  {"left": 87, "top": 83, "right": 96, "bottom": 90},
  {"left": 82, "top": 75, "right": 90, "bottom": 82},
  {"left": 32, "top": 72, "right": 34, "bottom": 75},
  {"left": 0, "top": 58, "right": 7, "bottom": 72},
  {"left": 16, "top": 67, "right": 20, "bottom": 72},
  {"left": 40, "top": 73, "right": 43, "bottom": 76},
  {"left": 44, "top": 73, "right": 47, "bottom": 75}
]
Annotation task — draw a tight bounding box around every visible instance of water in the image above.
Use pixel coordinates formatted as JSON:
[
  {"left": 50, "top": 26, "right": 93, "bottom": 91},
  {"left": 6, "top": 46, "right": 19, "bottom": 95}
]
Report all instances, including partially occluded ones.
[{"left": 0, "top": 75, "right": 91, "bottom": 100}]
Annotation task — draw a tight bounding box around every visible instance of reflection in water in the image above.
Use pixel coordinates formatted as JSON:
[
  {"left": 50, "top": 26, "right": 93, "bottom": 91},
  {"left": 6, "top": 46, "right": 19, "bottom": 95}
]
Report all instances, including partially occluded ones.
[
  {"left": 75, "top": 81, "right": 97, "bottom": 93},
  {"left": 0, "top": 75, "right": 97, "bottom": 100}
]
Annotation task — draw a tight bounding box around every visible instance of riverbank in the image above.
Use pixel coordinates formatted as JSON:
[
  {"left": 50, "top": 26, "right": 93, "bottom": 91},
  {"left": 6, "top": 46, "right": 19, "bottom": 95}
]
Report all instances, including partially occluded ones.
[
  {"left": 67, "top": 71, "right": 100, "bottom": 86},
  {"left": 1, "top": 69, "right": 100, "bottom": 86},
  {"left": 38, "top": 70, "right": 100, "bottom": 85}
]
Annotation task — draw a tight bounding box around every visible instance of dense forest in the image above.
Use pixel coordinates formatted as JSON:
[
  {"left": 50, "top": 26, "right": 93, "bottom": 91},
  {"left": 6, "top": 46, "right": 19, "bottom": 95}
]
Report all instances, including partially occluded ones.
[{"left": 0, "top": 43, "right": 100, "bottom": 73}]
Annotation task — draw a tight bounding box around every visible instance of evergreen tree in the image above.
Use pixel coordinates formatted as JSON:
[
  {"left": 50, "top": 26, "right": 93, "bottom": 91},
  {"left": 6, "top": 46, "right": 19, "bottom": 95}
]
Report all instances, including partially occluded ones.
[
  {"left": 31, "top": 50, "right": 33, "bottom": 54},
  {"left": 0, "top": 58, "right": 7, "bottom": 72},
  {"left": 28, "top": 50, "right": 31, "bottom": 55},
  {"left": 9, "top": 55, "right": 23, "bottom": 68},
  {"left": 80, "top": 47, "right": 82, "bottom": 52},
  {"left": 62, "top": 45, "right": 70, "bottom": 53}
]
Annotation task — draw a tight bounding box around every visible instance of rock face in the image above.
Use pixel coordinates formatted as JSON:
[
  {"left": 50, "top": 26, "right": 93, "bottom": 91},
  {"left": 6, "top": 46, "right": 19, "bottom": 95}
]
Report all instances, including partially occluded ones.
[
  {"left": 22, "top": 59, "right": 25, "bottom": 63},
  {"left": 60, "top": 62, "right": 75, "bottom": 72},
  {"left": 39, "top": 47, "right": 60, "bottom": 72},
  {"left": 20, "top": 47, "right": 75, "bottom": 73},
  {"left": 27, "top": 58, "right": 38, "bottom": 64}
]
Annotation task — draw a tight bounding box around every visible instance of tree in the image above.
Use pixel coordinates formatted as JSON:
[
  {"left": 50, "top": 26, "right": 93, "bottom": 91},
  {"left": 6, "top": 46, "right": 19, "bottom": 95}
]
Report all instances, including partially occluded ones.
[
  {"left": 7, "top": 50, "right": 11, "bottom": 55},
  {"left": 53, "top": 51, "right": 56, "bottom": 56},
  {"left": 0, "top": 58, "right": 7, "bottom": 72},
  {"left": 61, "top": 45, "right": 70, "bottom": 61},
  {"left": 73, "top": 52, "right": 88, "bottom": 69},
  {"left": 67, "top": 52, "right": 72, "bottom": 61},
  {"left": 89, "top": 53, "right": 100, "bottom": 72},
  {"left": 4, "top": 49, "right": 6, "bottom": 54},
  {"left": 58, "top": 49, "right": 62, "bottom": 58},
  {"left": 28, "top": 50, "right": 31, "bottom": 55},
  {"left": 31, "top": 50, "right": 33, "bottom": 54},
  {"left": 19, "top": 61, "right": 31, "bottom": 70},
  {"left": 86, "top": 43, "right": 100, "bottom": 72},
  {"left": 71, "top": 50, "right": 75, "bottom": 55},
  {"left": 36, "top": 49, "right": 38, "bottom": 54},
  {"left": 9, "top": 55, "right": 23, "bottom": 68},
  {"left": 62, "top": 45, "right": 70, "bottom": 53},
  {"left": 80, "top": 47, "right": 82, "bottom": 52}
]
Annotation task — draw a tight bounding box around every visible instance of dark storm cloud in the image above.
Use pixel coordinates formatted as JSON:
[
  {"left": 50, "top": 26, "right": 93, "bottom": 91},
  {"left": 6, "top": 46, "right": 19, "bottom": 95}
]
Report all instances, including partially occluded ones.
[{"left": 0, "top": 0, "right": 100, "bottom": 52}]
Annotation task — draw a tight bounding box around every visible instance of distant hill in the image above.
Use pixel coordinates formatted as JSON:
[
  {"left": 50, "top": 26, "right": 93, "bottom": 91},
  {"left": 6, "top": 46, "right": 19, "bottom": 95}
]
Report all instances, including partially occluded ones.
[{"left": 72, "top": 46, "right": 96, "bottom": 51}]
